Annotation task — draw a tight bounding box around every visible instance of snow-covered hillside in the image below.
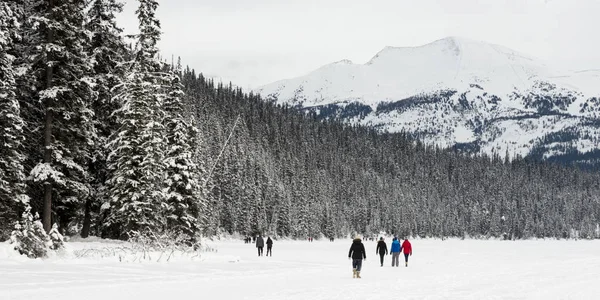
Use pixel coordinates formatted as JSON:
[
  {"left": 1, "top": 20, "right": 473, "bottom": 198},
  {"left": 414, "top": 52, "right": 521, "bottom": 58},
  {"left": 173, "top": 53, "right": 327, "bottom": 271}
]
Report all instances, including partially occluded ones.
[{"left": 257, "top": 37, "right": 600, "bottom": 164}]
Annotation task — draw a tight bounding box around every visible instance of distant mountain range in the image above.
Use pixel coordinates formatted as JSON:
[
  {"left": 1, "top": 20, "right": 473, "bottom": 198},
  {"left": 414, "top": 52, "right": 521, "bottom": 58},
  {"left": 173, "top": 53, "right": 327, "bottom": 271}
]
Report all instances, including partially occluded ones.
[{"left": 256, "top": 37, "right": 600, "bottom": 168}]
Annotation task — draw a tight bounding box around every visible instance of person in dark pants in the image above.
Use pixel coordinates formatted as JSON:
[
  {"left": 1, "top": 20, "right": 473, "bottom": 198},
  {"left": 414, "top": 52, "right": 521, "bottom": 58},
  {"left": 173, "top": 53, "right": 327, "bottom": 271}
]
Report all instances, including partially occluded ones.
[
  {"left": 401, "top": 238, "right": 412, "bottom": 267},
  {"left": 256, "top": 235, "right": 265, "bottom": 256},
  {"left": 266, "top": 236, "right": 273, "bottom": 256},
  {"left": 348, "top": 236, "right": 366, "bottom": 278},
  {"left": 376, "top": 237, "right": 388, "bottom": 267}
]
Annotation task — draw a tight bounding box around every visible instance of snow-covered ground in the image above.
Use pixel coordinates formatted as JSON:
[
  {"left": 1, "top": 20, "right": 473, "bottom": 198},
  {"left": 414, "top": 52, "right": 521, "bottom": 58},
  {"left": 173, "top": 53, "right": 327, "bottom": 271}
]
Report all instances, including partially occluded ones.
[{"left": 2, "top": 238, "right": 600, "bottom": 299}]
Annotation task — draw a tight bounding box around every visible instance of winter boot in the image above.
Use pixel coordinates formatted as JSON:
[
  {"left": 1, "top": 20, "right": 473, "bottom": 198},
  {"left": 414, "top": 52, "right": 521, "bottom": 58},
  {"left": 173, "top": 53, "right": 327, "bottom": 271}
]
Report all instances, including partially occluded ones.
[
  {"left": 405, "top": 262, "right": 408, "bottom": 267},
  {"left": 356, "top": 271, "right": 361, "bottom": 279},
  {"left": 352, "top": 268, "right": 357, "bottom": 278}
]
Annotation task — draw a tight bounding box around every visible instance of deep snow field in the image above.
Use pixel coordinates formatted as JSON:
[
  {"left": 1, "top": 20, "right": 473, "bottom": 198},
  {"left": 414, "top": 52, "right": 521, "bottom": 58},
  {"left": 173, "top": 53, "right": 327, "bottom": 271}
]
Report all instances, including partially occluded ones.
[{"left": 1, "top": 238, "right": 600, "bottom": 300}]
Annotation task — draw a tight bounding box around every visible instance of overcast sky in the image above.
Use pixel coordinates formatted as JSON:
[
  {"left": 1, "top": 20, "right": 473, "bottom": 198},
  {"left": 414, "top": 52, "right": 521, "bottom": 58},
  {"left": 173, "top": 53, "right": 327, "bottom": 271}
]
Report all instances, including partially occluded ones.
[{"left": 116, "top": 0, "right": 600, "bottom": 89}]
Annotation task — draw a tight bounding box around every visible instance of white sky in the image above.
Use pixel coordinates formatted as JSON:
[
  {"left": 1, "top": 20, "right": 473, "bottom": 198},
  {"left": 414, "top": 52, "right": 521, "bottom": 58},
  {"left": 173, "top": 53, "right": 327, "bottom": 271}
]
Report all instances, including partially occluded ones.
[{"left": 116, "top": 0, "right": 600, "bottom": 89}]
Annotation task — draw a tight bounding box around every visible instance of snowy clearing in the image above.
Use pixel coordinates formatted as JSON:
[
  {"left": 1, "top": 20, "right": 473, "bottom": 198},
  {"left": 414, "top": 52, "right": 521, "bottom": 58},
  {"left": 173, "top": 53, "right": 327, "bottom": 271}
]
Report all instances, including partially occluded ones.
[{"left": 2, "top": 238, "right": 600, "bottom": 300}]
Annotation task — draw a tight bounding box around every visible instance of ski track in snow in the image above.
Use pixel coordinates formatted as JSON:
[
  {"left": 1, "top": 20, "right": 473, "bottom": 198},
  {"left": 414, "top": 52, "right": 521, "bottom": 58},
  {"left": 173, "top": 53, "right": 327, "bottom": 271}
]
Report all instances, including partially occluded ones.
[{"left": 2, "top": 239, "right": 600, "bottom": 300}]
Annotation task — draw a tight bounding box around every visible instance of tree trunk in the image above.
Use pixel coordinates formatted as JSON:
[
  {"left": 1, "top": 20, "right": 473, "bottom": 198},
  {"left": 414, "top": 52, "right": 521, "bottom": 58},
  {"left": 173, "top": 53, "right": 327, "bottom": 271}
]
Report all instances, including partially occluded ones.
[
  {"left": 81, "top": 198, "right": 92, "bottom": 238},
  {"left": 42, "top": 0, "right": 55, "bottom": 233},
  {"left": 42, "top": 101, "right": 53, "bottom": 233}
]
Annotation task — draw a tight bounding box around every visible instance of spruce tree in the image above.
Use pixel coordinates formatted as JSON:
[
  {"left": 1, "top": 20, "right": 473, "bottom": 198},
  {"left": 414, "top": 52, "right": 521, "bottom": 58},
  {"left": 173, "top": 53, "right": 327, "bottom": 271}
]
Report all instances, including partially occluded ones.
[
  {"left": 27, "top": 0, "right": 95, "bottom": 233},
  {"left": 10, "top": 0, "right": 45, "bottom": 215},
  {"left": 83, "top": 0, "right": 127, "bottom": 238},
  {"left": 0, "top": 1, "right": 29, "bottom": 240},
  {"left": 104, "top": 0, "right": 166, "bottom": 238},
  {"left": 10, "top": 206, "right": 50, "bottom": 258},
  {"left": 163, "top": 61, "right": 203, "bottom": 237}
]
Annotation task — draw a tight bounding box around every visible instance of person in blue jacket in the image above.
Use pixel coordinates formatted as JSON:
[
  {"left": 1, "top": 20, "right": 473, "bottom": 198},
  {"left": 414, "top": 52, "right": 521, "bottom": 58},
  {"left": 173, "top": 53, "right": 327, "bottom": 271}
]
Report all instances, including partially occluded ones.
[{"left": 390, "top": 236, "right": 401, "bottom": 267}]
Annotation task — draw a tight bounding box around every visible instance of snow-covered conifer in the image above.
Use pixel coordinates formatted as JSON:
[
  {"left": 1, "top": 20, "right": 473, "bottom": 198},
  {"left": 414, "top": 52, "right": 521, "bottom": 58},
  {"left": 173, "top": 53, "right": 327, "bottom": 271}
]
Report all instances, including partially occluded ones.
[
  {"left": 104, "top": 0, "right": 167, "bottom": 238},
  {"left": 26, "top": 0, "right": 96, "bottom": 232},
  {"left": 48, "top": 223, "right": 65, "bottom": 250},
  {"left": 163, "top": 62, "right": 203, "bottom": 237},
  {"left": 0, "top": 1, "right": 28, "bottom": 240},
  {"left": 10, "top": 206, "right": 50, "bottom": 258},
  {"left": 82, "top": 0, "right": 128, "bottom": 238}
]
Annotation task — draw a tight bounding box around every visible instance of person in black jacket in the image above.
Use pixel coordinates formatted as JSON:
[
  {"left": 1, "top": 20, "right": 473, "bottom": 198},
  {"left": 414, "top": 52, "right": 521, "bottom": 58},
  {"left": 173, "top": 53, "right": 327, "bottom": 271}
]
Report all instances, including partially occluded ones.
[
  {"left": 256, "top": 235, "right": 265, "bottom": 256},
  {"left": 348, "top": 237, "right": 366, "bottom": 278},
  {"left": 376, "top": 237, "right": 388, "bottom": 267},
  {"left": 266, "top": 236, "right": 273, "bottom": 256}
]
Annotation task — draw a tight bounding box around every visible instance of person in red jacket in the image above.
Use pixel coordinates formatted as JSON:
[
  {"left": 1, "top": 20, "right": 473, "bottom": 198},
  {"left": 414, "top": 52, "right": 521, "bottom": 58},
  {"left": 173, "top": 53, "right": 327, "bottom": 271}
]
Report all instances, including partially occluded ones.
[{"left": 400, "top": 238, "right": 412, "bottom": 267}]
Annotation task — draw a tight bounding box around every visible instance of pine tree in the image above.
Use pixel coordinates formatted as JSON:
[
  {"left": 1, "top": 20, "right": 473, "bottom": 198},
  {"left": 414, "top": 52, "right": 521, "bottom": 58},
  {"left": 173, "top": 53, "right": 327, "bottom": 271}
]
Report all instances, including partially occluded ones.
[
  {"left": 26, "top": 0, "right": 95, "bottom": 233},
  {"left": 104, "top": 0, "right": 166, "bottom": 238},
  {"left": 48, "top": 223, "right": 65, "bottom": 250},
  {"left": 82, "top": 0, "right": 127, "bottom": 238},
  {"left": 10, "top": 206, "right": 50, "bottom": 258},
  {"left": 162, "top": 62, "right": 203, "bottom": 237},
  {"left": 0, "top": 1, "right": 29, "bottom": 240},
  {"left": 9, "top": 0, "right": 45, "bottom": 216}
]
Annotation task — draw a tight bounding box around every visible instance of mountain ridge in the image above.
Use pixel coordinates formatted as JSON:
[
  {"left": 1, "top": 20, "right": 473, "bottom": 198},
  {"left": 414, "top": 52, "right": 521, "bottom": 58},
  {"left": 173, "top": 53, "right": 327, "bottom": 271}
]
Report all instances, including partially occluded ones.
[{"left": 256, "top": 37, "right": 600, "bottom": 167}]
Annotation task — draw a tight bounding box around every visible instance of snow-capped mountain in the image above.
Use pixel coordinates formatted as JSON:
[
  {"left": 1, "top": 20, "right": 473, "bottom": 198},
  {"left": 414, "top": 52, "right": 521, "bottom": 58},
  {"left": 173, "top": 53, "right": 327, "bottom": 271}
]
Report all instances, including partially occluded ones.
[{"left": 257, "top": 37, "right": 600, "bottom": 165}]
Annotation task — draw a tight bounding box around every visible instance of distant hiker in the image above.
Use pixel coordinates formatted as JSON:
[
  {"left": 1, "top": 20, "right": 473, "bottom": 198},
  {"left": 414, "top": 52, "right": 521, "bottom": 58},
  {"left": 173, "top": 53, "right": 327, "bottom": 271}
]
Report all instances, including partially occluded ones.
[
  {"left": 266, "top": 236, "right": 273, "bottom": 256},
  {"left": 256, "top": 235, "right": 265, "bottom": 256},
  {"left": 401, "top": 238, "right": 412, "bottom": 267},
  {"left": 348, "top": 237, "right": 366, "bottom": 278},
  {"left": 376, "top": 237, "right": 388, "bottom": 267},
  {"left": 390, "top": 237, "right": 401, "bottom": 267},
  {"left": 330, "top": 237, "right": 334, "bottom": 242}
]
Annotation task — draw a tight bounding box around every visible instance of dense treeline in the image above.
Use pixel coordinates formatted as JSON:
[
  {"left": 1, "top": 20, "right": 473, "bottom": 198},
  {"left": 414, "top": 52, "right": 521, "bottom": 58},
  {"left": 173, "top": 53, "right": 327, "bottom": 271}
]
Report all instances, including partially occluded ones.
[
  {"left": 187, "top": 73, "right": 600, "bottom": 240},
  {"left": 0, "top": 0, "right": 201, "bottom": 243},
  {"left": 1, "top": 1, "right": 599, "bottom": 246}
]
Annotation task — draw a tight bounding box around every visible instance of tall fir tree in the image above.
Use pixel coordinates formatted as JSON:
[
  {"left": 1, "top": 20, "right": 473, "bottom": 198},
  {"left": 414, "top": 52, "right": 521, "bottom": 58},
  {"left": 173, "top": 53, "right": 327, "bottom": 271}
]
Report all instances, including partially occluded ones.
[
  {"left": 27, "top": 0, "right": 96, "bottom": 233},
  {"left": 10, "top": 0, "right": 45, "bottom": 217},
  {"left": 162, "top": 61, "right": 203, "bottom": 237},
  {"left": 104, "top": 0, "right": 166, "bottom": 238},
  {"left": 82, "top": 0, "right": 127, "bottom": 238},
  {"left": 0, "top": 1, "right": 29, "bottom": 240}
]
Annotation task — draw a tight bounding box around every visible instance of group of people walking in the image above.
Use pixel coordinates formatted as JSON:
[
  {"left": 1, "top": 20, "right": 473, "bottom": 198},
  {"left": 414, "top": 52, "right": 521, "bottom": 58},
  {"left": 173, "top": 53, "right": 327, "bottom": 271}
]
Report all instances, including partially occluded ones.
[
  {"left": 254, "top": 235, "right": 273, "bottom": 256},
  {"left": 380, "top": 236, "right": 412, "bottom": 267},
  {"left": 250, "top": 234, "right": 412, "bottom": 279},
  {"left": 348, "top": 236, "right": 412, "bottom": 278}
]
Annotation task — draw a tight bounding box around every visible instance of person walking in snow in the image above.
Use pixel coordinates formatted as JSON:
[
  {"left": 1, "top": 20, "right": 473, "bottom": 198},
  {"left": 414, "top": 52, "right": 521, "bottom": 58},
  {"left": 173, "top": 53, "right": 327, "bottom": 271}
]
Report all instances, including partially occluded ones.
[
  {"left": 256, "top": 235, "right": 265, "bottom": 256},
  {"left": 348, "top": 236, "right": 366, "bottom": 278},
  {"left": 266, "top": 236, "right": 273, "bottom": 256},
  {"left": 376, "top": 237, "right": 388, "bottom": 267},
  {"left": 401, "top": 238, "right": 412, "bottom": 267},
  {"left": 390, "top": 237, "right": 401, "bottom": 267}
]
